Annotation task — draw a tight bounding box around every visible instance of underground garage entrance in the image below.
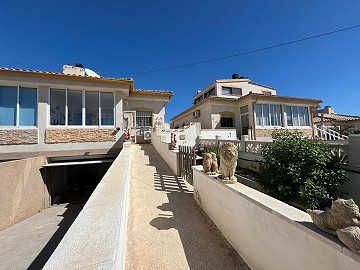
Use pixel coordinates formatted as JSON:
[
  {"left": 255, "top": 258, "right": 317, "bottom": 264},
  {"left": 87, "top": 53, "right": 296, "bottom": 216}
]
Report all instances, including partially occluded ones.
[{"left": 44, "top": 156, "right": 114, "bottom": 205}]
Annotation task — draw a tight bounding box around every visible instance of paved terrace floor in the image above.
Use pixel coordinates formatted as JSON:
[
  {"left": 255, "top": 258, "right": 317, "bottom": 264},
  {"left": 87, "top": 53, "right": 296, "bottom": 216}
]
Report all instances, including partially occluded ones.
[{"left": 127, "top": 144, "right": 249, "bottom": 270}]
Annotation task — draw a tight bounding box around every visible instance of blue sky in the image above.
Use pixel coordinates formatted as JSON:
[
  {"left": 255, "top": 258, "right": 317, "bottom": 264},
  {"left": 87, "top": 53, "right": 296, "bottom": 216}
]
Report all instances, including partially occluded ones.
[{"left": 1, "top": 1, "right": 359, "bottom": 122}]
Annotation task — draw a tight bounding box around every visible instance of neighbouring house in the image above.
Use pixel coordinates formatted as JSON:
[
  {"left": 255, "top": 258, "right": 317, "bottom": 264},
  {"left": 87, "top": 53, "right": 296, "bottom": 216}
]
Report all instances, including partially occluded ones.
[
  {"left": 314, "top": 106, "right": 360, "bottom": 133},
  {"left": 171, "top": 73, "right": 322, "bottom": 140},
  {"left": 0, "top": 64, "right": 172, "bottom": 230},
  {"left": 0, "top": 65, "right": 173, "bottom": 160}
]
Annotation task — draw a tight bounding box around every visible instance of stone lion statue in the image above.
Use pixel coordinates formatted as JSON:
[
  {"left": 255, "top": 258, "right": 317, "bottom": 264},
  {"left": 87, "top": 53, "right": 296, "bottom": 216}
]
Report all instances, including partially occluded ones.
[
  {"left": 203, "top": 152, "right": 219, "bottom": 175},
  {"left": 307, "top": 199, "right": 360, "bottom": 254},
  {"left": 211, "top": 152, "right": 219, "bottom": 174},
  {"left": 203, "top": 153, "right": 213, "bottom": 175},
  {"left": 219, "top": 142, "right": 238, "bottom": 183}
]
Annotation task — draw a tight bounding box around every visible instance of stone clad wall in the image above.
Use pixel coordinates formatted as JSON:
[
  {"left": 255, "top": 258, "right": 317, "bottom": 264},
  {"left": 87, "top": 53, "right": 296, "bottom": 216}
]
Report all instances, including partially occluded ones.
[
  {"left": 0, "top": 129, "right": 38, "bottom": 145},
  {"left": 255, "top": 128, "right": 313, "bottom": 138},
  {"left": 45, "top": 129, "right": 116, "bottom": 143}
]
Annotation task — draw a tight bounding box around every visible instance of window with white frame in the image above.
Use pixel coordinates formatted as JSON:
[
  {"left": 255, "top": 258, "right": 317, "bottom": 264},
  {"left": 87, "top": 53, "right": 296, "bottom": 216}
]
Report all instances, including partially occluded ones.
[
  {"left": 136, "top": 111, "right": 152, "bottom": 127},
  {"left": 0, "top": 86, "right": 37, "bottom": 126},
  {"left": 286, "top": 106, "right": 310, "bottom": 127},
  {"left": 255, "top": 104, "right": 282, "bottom": 127},
  {"left": 49, "top": 89, "right": 114, "bottom": 126}
]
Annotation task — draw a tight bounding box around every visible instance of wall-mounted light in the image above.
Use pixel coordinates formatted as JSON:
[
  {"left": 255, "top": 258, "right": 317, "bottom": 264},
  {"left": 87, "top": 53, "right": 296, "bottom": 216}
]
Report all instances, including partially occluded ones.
[{"left": 125, "top": 99, "right": 128, "bottom": 106}]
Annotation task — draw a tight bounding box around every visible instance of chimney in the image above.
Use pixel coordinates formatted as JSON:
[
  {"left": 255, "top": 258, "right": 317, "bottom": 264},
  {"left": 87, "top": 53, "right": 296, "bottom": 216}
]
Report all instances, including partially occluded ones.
[
  {"left": 232, "top": 73, "right": 240, "bottom": 79},
  {"left": 323, "top": 106, "right": 335, "bottom": 114},
  {"left": 63, "top": 64, "right": 85, "bottom": 76}
]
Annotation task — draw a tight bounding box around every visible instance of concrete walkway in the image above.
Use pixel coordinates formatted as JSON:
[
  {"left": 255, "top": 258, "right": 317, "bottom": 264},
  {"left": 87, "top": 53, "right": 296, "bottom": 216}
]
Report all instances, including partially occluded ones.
[
  {"left": 126, "top": 144, "right": 249, "bottom": 270},
  {"left": 0, "top": 203, "right": 83, "bottom": 270}
]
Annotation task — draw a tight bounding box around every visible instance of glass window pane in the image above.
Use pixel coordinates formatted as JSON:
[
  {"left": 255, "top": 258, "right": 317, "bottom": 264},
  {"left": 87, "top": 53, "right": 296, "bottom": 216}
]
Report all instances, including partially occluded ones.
[
  {"left": 293, "top": 106, "right": 299, "bottom": 126},
  {"left": 232, "top": 88, "right": 242, "bottom": 96},
  {"left": 101, "top": 92, "right": 114, "bottom": 125},
  {"left": 263, "top": 105, "right": 270, "bottom": 126},
  {"left": 19, "top": 87, "right": 37, "bottom": 126},
  {"left": 299, "top": 107, "right": 306, "bottom": 126},
  {"left": 85, "top": 91, "right": 99, "bottom": 125},
  {"left": 304, "top": 107, "right": 310, "bottom": 126},
  {"left": 68, "top": 90, "right": 82, "bottom": 125},
  {"left": 286, "top": 106, "right": 293, "bottom": 126},
  {"left": 255, "top": 104, "right": 262, "bottom": 126},
  {"left": 0, "top": 86, "right": 17, "bottom": 126},
  {"left": 270, "top": 105, "right": 281, "bottom": 126},
  {"left": 222, "top": 87, "right": 231, "bottom": 95},
  {"left": 240, "top": 105, "right": 248, "bottom": 114},
  {"left": 50, "top": 89, "right": 66, "bottom": 125},
  {"left": 221, "top": 116, "right": 234, "bottom": 127}
]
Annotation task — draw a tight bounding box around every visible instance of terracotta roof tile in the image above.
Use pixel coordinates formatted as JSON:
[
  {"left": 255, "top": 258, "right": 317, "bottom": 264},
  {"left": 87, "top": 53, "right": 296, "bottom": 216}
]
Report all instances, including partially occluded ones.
[
  {"left": 133, "top": 89, "right": 173, "bottom": 95},
  {"left": 0, "top": 67, "right": 133, "bottom": 81},
  {"left": 313, "top": 113, "right": 360, "bottom": 123}
]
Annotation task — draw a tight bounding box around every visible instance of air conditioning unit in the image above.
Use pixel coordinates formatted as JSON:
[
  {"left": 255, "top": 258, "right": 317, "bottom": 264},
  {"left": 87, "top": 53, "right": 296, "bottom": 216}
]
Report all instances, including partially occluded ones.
[
  {"left": 193, "top": 110, "right": 200, "bottom": 118},
  {"left": 144, "top": 130, "right": 152, "bottom": 140}
]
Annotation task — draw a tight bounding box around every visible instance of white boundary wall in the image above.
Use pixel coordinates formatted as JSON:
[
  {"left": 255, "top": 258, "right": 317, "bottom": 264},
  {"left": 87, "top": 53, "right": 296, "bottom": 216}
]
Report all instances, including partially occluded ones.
[
  {"left": 43, "top": 143, "right": 131, "bottom": 270},
  {"left": 193, "top": 166, "right": 360, "bottom": 270},
  {"left": 151, "top": 131, "right": 180, "bottom": 175}
]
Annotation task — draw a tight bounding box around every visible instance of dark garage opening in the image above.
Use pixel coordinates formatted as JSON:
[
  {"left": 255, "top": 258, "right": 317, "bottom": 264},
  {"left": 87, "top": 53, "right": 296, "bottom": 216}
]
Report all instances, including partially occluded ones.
[{"left": 45, "top": 157, "right": 114, "bottom": 205}]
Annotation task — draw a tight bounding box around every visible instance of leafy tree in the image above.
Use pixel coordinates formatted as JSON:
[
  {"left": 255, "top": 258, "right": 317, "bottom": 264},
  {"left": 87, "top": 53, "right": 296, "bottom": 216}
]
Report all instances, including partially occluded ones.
[{"left": 258, "top": 130, "right": 348, "bottom": 209}]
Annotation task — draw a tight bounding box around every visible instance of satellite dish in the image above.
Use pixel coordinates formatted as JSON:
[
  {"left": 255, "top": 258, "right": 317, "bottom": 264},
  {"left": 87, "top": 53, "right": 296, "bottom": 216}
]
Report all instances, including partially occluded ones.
[{"left": 85, "top": 68, "right": 101, "bottom": 78}]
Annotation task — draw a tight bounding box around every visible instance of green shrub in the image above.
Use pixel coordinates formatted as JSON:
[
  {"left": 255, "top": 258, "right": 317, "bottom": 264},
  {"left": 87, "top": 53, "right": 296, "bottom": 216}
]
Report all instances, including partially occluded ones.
[{"left": 258, "top": 130, "right": 348, "bottom": 209}]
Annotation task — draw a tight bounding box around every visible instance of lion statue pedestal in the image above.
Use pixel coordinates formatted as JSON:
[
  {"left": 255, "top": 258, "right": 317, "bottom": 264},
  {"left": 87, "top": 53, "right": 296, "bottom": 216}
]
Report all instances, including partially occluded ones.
[{"left": 218, "top": 142, "right": 238, "bottom": 184}]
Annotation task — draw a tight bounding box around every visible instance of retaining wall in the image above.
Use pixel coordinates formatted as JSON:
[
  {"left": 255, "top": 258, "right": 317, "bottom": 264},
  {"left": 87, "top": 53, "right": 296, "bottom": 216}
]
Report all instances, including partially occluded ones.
[{"left": 0, "top": 156, "right": 49, "bottom": 231}]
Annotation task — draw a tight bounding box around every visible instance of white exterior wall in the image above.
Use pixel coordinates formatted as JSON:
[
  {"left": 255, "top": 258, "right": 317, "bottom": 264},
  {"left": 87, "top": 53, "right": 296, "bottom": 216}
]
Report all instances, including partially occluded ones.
[
  {"left": 125, "top": 95, "right": 168, "bottom": 128},
  {"left": 193, "top": 167, "right": 360, "bottom": 270},
  {"left": 215, "top": 81, "right": 276, "bottom": 98},
  {"left": 342, "top": 135, "right": 360, "bottom": 205},
  {"left": 210, "top": 103, "right": 241, "bottom": 137},
  {"left": 151, "top": 131, "right": 179, "bottom": 175},
  {"left": 172, "top": 103, "right": 212, "bottom": 129}
]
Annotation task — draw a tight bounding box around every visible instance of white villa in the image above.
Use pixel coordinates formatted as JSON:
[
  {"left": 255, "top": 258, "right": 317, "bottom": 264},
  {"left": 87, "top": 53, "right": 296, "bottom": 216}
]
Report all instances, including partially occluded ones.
[{"left": 171, "top": 74, "right": 322, "bottom": 140}]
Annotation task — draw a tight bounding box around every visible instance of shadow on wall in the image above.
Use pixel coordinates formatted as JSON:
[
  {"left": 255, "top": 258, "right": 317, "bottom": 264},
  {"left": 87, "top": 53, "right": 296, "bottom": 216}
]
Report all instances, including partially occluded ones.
[
  {"left": 27, "top": 203, "right": 84, "bottom": 270},
  {"left": 107, "top": 132, "right": 125, "bottom": 155},
  {"left": 139, "top": 144, "right": 249, "bottom": 270}
]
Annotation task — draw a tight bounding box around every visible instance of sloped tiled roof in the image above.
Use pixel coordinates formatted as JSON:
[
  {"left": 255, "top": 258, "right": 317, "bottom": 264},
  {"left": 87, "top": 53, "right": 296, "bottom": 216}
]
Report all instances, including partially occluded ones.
[
  {"left": 0, "top": 67, "right": 133, "bottom": 82},
  {"left": 313, "top": 113, "right": 360, "bottom": 123},
  {"left": 133, "top": 89, "right": 173, "bottom": 96}
]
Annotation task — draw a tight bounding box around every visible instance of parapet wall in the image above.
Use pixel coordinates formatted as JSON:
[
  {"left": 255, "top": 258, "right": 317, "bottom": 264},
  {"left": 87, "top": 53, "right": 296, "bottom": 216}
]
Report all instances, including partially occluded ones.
[
  {"left": 151, "top": 131, "right": 179, "bottom": 175},
  {"left": 0, "top": 156, "right": 49, "bottom": 231},
  {"left": 43, "top": 143, "right": 131, "bottom": 270},
  {"left": 193, "top": 166, "right": 360, "bottom": 270}
]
